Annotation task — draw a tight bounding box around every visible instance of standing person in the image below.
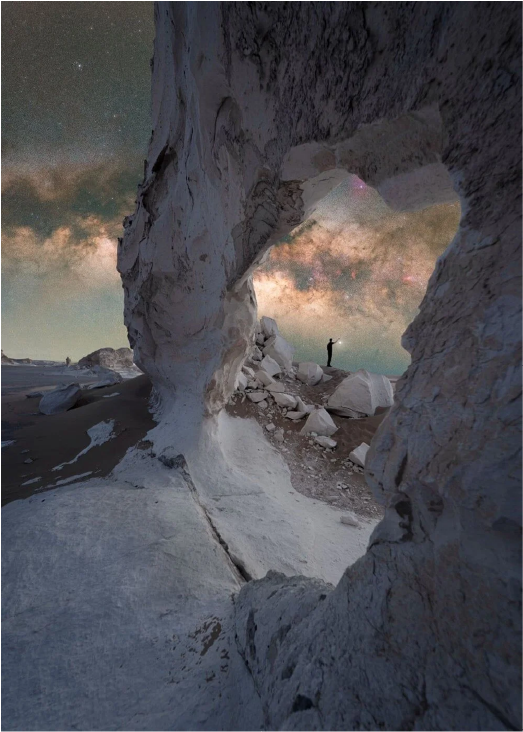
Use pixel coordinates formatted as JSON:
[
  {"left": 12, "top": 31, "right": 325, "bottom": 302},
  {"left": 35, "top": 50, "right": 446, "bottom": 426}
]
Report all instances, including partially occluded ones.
[
  {"left": 326, "top": 338, "right": 339, "bottom": 367},
  {"left": 65, "top": 356, "right": 71, "bottom": 367}
]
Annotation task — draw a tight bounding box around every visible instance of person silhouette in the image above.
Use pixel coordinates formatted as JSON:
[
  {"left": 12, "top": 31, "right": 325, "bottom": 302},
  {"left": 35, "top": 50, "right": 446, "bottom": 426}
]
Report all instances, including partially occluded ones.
[{"left": 327, "top": 338, "right": 339, "bottom": 367}]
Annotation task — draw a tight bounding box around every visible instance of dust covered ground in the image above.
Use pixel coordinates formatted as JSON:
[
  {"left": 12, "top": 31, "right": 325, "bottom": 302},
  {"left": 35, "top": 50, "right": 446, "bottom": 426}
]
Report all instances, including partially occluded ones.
[{"left": 226, "top": 364, "right": 398, "bottom": 520}]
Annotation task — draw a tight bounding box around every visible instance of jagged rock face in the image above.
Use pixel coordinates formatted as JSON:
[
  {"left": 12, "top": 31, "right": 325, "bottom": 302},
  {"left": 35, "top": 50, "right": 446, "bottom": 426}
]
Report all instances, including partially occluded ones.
[
  {"left": 78, "top": 347, "right": 134, "bottom": 371},
  {"left": 120, "top": 3, "right": 521, "bottom": 729}
]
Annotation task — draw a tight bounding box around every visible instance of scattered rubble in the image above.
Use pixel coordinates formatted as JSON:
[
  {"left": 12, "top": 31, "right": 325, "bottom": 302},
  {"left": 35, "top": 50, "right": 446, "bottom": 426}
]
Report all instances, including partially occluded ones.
[{"left": 228, "top": 317, "right": 393, "bottom": 519}]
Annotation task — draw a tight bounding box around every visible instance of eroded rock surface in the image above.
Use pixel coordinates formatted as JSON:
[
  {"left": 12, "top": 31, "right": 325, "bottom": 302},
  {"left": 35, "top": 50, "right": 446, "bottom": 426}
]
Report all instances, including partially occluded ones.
[{"left": 120, "top": 3, "right": 521, "bottom": 729}]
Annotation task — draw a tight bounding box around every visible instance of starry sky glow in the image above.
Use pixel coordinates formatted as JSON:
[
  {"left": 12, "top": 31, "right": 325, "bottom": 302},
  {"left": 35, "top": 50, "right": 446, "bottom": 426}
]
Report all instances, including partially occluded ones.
[
  {"left": 2, "top": 3, "right": 460, "bottom": 374},
  {"left": 2, "top": 2, "right": 154, "bottom": 360}
]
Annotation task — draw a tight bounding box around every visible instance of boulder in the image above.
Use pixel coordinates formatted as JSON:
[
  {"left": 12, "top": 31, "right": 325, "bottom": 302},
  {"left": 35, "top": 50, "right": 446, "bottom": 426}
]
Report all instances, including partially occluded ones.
[
  {"left": 260, "top": 316, "right": 279, "bottom": 339},
  {"left": 242, "top": 365, "right": 255, "bottom": 379},
  {"left": 295, "top": 396, "right": 315, "bottom": 414},
  {"left": 297, "top": 362, "right": 323, "bottom": 386},
  {"left": 315, "top": 435, "right": 337, "bottom": 449},
  {"left": 260, "top": 355, "right": 281, "bottom": 377},
  {"left": 257, "top": 400, "right": 269, "bottom": 410},
  {"left": 262, "top": 334, "right": 294, "bottom": 372},
  {"left": 285, "top": 411, "right": 307, "bottom": 420},
  {"left": 348, "top": 442, "right": 370, "bottom": 468},
  {"left": 265, "top": 423, "right": 276, "bottom": 432},
  {"left": 273, "top": 428, "right": 285, "bottom": 443},
  {"left": 78, "top": 347, "right": 134, "bottom": 371},
  {"left": 251, "top": 346, "right": 263, "bottom": 361},
  {"left": 327, "top": 369, "right": 393, "bottom": 417},
  {"left": 322, "top": 373, "right": 333, "bottom": 382},
  {"left": 256, "top": 332, "right": 266, "bottom": 346},
  {"left": 236, "top": 372, "right": 248, "bottom": 391},
  {"left": 246, "top": 390, "right": 269, "bottom": 403},
  {"left": 340, "top": 513, "right": 360, "bottom": 528},
  {"left": 300, "top": 407, "right": 338, "bottom": 437},
  {"left": 273, "top": 393, "right": 298, "bottom": 409},
  {"left": 256, "top": 369, "right": 276, "bottom": 387},
  {"left": 39, "top": 384, "right": 82, "bottom": 415},
  {"left": 266, "top": 382, "right": 285, "bottom": 393}
]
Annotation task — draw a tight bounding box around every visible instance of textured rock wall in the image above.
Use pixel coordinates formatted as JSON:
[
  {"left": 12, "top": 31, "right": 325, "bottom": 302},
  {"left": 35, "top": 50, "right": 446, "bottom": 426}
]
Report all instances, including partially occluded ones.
[{"left": 119, "top": 2, "right": 521, "bottom": 728}]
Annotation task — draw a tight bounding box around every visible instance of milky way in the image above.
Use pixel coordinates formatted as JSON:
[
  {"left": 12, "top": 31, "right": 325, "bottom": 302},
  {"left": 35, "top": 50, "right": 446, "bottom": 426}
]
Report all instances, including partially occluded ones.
[
  {"left": 254, "top": 177, "right": 460, "bottom": 375},
  {"left": 2, "top": 2, "right": 154, "bottom": 359}
]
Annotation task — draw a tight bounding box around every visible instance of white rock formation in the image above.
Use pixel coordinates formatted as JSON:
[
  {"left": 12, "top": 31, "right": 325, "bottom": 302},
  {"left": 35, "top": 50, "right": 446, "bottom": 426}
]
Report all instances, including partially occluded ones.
[
  {"left": 348, "top": 442, "right": 370, "bottom": 468},
  {"left": 255, "top": 369, "right": 275, "bottom": 387},
  {"left": 328, "top": 369, "right": 394, "bottom": 417},
  {"left": 114, "top": 4, "right": 520, "bottom": 730},
  {"left": 273, "top": 393, "right": 298, "bottom": 410},
  {"left": 262, "top": 334, "right": 294, "bottom": 372},
  {"left": 295, "top": 396, "right": 315, "bottom": 414},
  {"left": 296, "top": 362, "right": 324, "bottom": 386},
  {"left": 78, "top": 347, "right": 135, "bottom": 372},
  {"left": 260, "top": 355, "right": 281, "bottom": 377},
  {"left": 260, "top": 316, "right": 279, "bottom": 339},
  {"left": 300, "top": 408, "right": 338, "bottom": 437},
  {"left": 39, "top": 384, "right": 82, "bottom": 415},
  {"left": 235, "top": 372, "right": 248, "bottom": 391}
]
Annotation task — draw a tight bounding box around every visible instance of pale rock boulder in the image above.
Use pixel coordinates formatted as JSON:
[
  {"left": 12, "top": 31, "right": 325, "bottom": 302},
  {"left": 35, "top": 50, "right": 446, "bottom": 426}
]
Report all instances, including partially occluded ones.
[
  {"left": 273, "top": 393, "right": 298, "bottom": 409},
  {"left": 315, "top": 435, "right": 337, "bottom": 449},
  {"left": 295, "top": 396, "right": 315, "bottom": 414},
  {"left": 39, "top": 384, "right": 82, "bottom": 415},
  {"left": 260, "top": 355, "right": 281, "bottom": 377},
  {"left": 340, "top": 513, "right": 360, "bottom": 528},
  {"left": 242, "top": 365, "right": 255, "bottom": 379},
  {"left": 297, "top": 362, "right": 323, "bottom": 386},
  {"left": 256, "top": 369, "right": 276, "bottom": 387},
  {"left": 349, "top": 442, "right": 370, "bottom": 468},
  {"left": 262, "top": 334, "right": 294, "bottom": 373},
  {"left": 246, "top": 391, "right": 269, "bottom": 403},
  {"left": 260, "top": 316, "right": 279, "bottom": 339},
  {"left": 257, "top": 400, "right": 269, "bottom": 410},
  {"left": 251, "top": 346, "right": 263, "bottom": 361},
  {"left": 256, "top": 333, "right": 266, "bottom": 346},
  {"left": 285, "top": 411, "right": 307, "bottom": 421},
  {"left": 265, "top": 423, "right": 276, "bottom": 432},
  {"left": 236, "top": 372, "right": 248, "bottom": 391},
  {"left": 300, "top": 407, "right": 338, "bottom": 437},
  {"left": 266, "top": 382, "right": 286, "bottom": 394},
  {"left": 328, "top": 369, "right": 393, "bottom": 417}
]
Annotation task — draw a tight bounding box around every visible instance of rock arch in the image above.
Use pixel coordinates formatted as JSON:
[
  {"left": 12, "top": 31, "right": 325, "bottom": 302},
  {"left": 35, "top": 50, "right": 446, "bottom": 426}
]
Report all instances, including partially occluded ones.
[{"left": 118, "top": 3, "right": 521, "bottom": 728}]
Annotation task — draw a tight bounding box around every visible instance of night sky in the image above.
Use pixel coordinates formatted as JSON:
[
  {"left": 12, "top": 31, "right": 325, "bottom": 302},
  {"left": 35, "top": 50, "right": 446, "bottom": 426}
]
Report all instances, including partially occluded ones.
[
  {"left": 2, "top": 2, "right": 154, "bottom": 360},
  {"left": 2, "top": 2, "right": 460, "bottom": 375}
]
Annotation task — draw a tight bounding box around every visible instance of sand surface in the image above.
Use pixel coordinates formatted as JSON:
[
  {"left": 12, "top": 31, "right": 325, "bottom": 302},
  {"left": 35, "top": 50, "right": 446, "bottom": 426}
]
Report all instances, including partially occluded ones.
[{"left": 2, "top": 366, "right": 154, "bottom": 505}]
